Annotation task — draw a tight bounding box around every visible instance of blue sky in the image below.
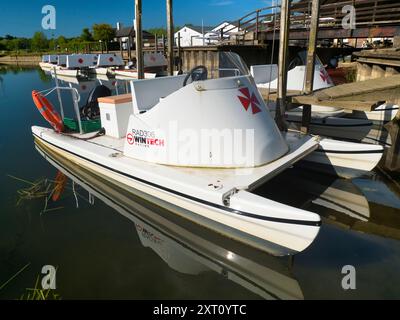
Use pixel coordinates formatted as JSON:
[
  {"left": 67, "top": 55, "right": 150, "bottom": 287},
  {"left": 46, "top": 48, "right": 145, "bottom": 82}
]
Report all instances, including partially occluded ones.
[{"left": 0, "top": 0, "right": 272, "bottom": 38}]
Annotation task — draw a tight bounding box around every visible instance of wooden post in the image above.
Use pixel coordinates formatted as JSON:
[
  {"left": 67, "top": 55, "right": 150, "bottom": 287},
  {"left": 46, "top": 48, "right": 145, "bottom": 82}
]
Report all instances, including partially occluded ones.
[
  {"left": 155, "top": 34, "right": 158, "bottom": 52},
  {"left": 135, "top": 0, "right": 144, "bottom": 79},
  {"left": 304, "top": 0, "right": 320, "bottom": 94},
  {"left": 177, "top": 32, "right": 182, "bottom": 74},
  {"left": 276, "top": 0, "right": 290, "bottom": 131},
  {"left": 167, "top": 0, "right": 174, "bottom": 76},
  {"left": 302, "top": 0, "right": 321, "bottom": 133},
  {"left": 162, "top": 34, "right": 166, "bottom": 56},
  {"left": 256, "top": 10, "right": 260, "bottom": 34},
  {"left": 128, "top": 37, "right": 132, "bottom": 61}
]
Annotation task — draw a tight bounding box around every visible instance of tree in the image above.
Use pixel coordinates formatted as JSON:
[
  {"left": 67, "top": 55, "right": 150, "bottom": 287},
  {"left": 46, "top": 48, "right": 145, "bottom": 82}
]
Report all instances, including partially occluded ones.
[
  {"left": 80, "top": 28, "right": 93, "bottom": 42},
  {"left": 92, "top": 23, "right": 115, "bottom": 52},
  {"left": 31, "top": 31, "right": 48, "bottom": 51},
  {"left": 7, "top": 38, "right": 22, "bottom": 52},
  {"left": 55, "top": 35, "right": 68, "bottom": 51}
]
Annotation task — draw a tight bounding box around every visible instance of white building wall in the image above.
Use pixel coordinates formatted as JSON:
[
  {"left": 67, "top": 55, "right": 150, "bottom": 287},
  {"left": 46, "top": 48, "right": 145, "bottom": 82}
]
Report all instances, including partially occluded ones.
[{"left": 175, "top": 27, "right": 203, "bottom": 47}]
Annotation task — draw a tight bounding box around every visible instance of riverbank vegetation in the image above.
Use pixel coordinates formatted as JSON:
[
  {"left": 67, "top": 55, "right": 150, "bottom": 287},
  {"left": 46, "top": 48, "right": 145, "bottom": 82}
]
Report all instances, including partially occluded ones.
[
  {"left": 0, "top": 24, "right": 116, "bottom": 55},
  {"left": 0, "top": 24, "right": 178, "bottom": 56}
]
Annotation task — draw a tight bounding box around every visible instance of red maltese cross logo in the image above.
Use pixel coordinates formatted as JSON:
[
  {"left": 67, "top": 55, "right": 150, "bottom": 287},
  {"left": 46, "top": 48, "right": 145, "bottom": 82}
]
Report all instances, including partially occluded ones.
[
  {"left": 320, "top": 70, "right": 331, "bottom": 84},
  {"left": 237, "top": 88, "right": 262, "bottom": 115}
]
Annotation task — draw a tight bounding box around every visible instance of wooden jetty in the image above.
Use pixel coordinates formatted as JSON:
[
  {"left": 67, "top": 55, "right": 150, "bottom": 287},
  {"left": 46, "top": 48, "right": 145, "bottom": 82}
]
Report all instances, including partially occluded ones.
[{"left": 259, "top": 74, "right": 400, "bottom": 112}]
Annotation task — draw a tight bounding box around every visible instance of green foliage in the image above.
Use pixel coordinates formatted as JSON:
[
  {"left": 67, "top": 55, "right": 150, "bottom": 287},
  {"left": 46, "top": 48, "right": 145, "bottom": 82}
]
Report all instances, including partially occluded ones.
[
  {"left": 92, "top": 23, "right": 115, "bottom": 42},
  {"left": 81, "top": 28, "right": 93, "bottom": 42},
  {"left": 31, "top": 31, "right": 48, "bottom": 51}
]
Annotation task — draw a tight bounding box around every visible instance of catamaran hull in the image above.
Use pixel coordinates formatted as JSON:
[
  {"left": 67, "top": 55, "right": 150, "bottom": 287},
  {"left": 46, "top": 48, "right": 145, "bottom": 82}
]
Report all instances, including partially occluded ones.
[
  {"left": 31, "top": 126, "right": 321, "bottom": 256},
  {"left": 298, "top": 138, "right": 384, "bottom": 179},
  {"left": 269, "top": 108, "right": 373, "bottom": 141},
  {"left": 285, "top": 115, "right": 373, "bottom": 142},
  {"left": 114, "top": 70, "right": 157, "bottom": 79},
  {"left": 39, "top": 62, "right": 54, "bottom": 70},
  {"left": 349, "top": 104, "right": 399, "bottom": 123},
  {"left": 89, "top": 67, "right": 114, "bottom": 76},
  {"left": 51, "top": 68, "right": 79, "bottom": 77}
]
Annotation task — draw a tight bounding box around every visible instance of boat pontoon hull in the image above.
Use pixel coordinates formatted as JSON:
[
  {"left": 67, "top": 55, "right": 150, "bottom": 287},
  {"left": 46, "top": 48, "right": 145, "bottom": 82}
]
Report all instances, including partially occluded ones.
[{"left": 32, "top": 125, "right": 321, "bottom": 256}]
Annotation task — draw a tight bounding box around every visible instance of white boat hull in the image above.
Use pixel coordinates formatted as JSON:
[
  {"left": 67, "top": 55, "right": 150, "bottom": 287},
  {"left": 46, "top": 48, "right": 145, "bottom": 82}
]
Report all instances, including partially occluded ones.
[
  {"left": 51, "top": 68, "right": 79, "bottom": 77},
  {"left": 349, "top": 103, "right": 399, "bottom": 123},
  {"left": 89, "top": 67, "right": 112, "bottom": 76},
  {"left": 299, "top": 138, "right": 384, "bottom": 179},
  {"left": 114, "top": 69, "right": 157, "bottom": 79},
  {"left": 31, "top": 125, "right": 321, "bottom": 256},
  {"left": 35, "top": 142, "right": 305, "bottom": 299},
  {"left": 39, "top": 62, "right": 54, "bottom": 70},
  {"left": 286, "top": 115, "right": 373, "bottom": 142}
]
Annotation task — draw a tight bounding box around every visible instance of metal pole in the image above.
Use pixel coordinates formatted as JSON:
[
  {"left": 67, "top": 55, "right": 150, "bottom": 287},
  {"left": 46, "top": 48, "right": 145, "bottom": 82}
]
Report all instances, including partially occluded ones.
[
  {"left": 69, "top": 83, "right": 83, "bottom": 134},
  {"left": 155, "top": 34, "right": 159, "bottom": 52},
  {"left": 276, "top": 0, "right": 290, "bottom": 131},
  {"left": 302, "top": 0, "right": 321, "bottom": 133},
  {"left": 135, "top": 0, "right": 144, "bottom": 79},
  {"left": 167, "top": 0, "right": 174, "bottom": 76},
  {"left": 53, "top": 66, "right": 65, "bottom": 120}
]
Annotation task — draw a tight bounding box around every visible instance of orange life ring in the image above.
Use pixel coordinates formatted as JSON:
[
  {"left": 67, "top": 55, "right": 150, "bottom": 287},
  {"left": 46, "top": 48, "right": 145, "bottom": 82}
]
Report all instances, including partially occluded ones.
[{"left": 32, "top": 90, "right": 64, "bottom": 133}]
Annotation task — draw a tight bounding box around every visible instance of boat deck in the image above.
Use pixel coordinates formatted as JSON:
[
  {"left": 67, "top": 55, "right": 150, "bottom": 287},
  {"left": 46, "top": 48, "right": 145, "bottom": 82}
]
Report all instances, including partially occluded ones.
[{"left": 35, "top": 127, "right": 319, "bottom": 194}]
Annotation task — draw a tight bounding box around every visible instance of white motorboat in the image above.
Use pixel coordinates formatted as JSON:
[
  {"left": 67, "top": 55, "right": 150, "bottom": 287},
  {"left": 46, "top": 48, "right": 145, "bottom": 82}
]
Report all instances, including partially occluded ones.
[
  {"left": 49, "top": 54, "right": 99, "bottom": 78},
  {"left": 39, "top": 54, "right": 60, "bottom": 70},
  {"left": 282, "top": 112, "right": 373, "bottom": 142},
  {"left": 113, "top": 52, "right": 167, "bottom": 79},
  {"left": 87, "top": 53, "right": 124, "bottom": 77},
  {"left": 30, "top": 52, "right": 383, "bottom": 255},
  {"left": 35, "top": 142, "right": 304, "bottom": 299},
  {"left": 251, "top": 52, "right": 396, "bottom": 136}
]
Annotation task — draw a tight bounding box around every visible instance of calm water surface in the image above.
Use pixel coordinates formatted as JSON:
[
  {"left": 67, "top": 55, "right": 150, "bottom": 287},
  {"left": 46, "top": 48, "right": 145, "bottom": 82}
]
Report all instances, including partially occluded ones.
[{"left": 1, "top": 65, "right": 400, "bottom": 299}]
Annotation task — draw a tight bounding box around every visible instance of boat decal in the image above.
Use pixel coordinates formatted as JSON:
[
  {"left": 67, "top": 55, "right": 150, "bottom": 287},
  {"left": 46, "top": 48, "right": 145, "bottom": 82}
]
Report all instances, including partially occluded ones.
[
  {"left": 33, "top": 133, "right": 321, "bottom": 227},
  {"left": 127, "top": 129, "right": 165, "bottom": 147},
  {"left": 237, "top": 88, "right": 262, "bottom": 115},
  {"left": 319, "top": 69, "right": 332, "bottom": 85}
]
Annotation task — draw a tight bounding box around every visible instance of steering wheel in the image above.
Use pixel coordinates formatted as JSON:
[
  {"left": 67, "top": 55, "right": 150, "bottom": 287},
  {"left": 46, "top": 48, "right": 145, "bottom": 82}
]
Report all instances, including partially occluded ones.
[{"left": 183, "top": 65, "right": 208, "bottom": 87}]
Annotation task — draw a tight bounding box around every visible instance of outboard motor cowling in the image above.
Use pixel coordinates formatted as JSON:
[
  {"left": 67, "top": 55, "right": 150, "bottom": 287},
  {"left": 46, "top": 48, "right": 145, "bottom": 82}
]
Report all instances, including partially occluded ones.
[{"left": 80, "top": 85, "right": 111, "bottom": 120}]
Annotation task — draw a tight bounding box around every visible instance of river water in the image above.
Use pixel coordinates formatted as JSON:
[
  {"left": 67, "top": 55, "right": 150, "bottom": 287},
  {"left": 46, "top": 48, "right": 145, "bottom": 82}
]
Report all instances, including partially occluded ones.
[{"left": 1, "top": 65, "right": 400, "bottom": 300}]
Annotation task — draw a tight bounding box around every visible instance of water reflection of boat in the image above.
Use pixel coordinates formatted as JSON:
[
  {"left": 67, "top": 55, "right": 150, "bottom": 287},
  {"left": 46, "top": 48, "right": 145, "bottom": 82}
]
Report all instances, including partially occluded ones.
[
  {"left": 256, "top": 169, "right": 400, "bottom": 241},
  {"left": 34, "top": 139, "right": 304, "bottom": 300}
]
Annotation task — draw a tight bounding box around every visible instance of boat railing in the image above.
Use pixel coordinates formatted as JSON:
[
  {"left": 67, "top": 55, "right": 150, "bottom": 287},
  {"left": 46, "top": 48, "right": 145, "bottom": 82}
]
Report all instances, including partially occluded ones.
[{"left": 40, "top": 71, "right": 84, "bottom": 134}]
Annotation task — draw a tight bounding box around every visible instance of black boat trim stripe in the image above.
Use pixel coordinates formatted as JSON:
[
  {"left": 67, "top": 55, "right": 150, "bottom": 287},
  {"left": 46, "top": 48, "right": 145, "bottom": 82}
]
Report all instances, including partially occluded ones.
[
  {"left": 315, "top": 148, "right": 384, "bottom": 154},
  {"left": 371, "top": 108, "right": 399, "bottom": 112},
  {"left": 289, "top": 120, "right": 373, "bottom": 127},
  {"left": 33, "top": 133, "right": 321, "bottom": 227}
]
